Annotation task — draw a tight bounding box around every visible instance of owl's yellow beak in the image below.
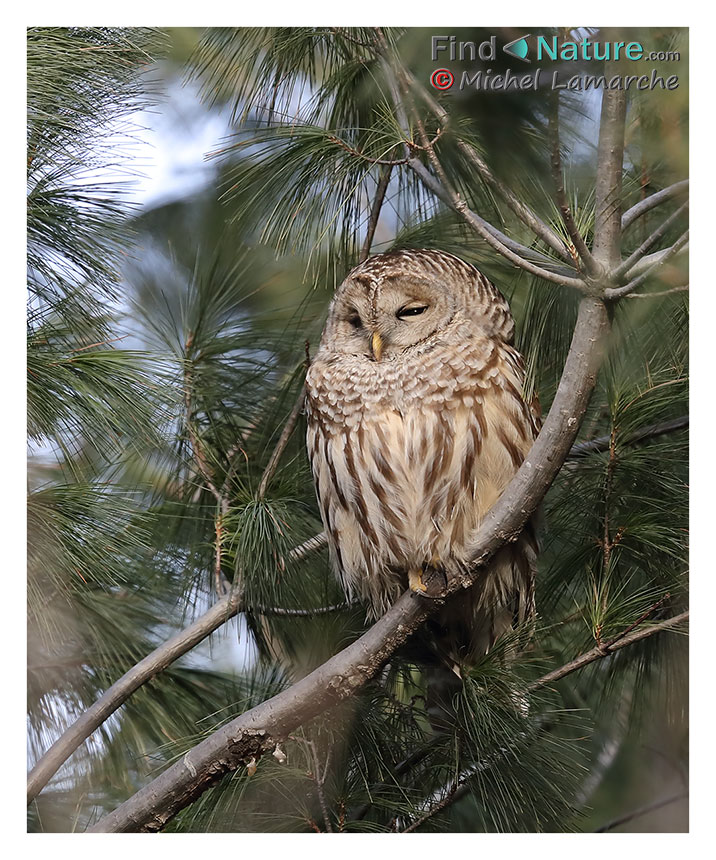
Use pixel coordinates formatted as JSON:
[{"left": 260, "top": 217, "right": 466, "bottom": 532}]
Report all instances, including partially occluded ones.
[{"left": 370, "top": 331, "right": 383, "bottom": 362}]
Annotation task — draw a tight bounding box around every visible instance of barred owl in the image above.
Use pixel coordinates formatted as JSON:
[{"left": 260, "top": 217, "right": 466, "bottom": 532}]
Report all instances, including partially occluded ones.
[{"left": 305, "top": 249, "right": 540, "bottom": 666}]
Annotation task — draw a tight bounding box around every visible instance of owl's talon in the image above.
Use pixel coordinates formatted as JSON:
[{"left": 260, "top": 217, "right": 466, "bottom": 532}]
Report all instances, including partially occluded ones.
[{"left": 409, "top": 569, "right": 427, "bottom": 593}]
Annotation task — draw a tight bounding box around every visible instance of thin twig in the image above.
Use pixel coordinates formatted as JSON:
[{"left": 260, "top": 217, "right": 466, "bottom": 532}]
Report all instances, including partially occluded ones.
[
  {"left": 289, "top": 531, "right": 328, "bottom": 561},
  {"left": 568, "top": 415, "right": 688, "bottom": 457},
  {"left": 256, "top": 600, "right": 358, "bottom": 617},
  {"left": 257, "top": 383, "right": 306, "bottom": 500},
  {"left": 594, "top": 791, "right": 688, "bottom": 832},
  {"left": 527, "top": 611, "right": 688, "bottom": 690},
  {"left": 308, "top": 741, "right": 334, "bottom": 832},
  {"left": 183, "top": 347, "right": 223, "bottom": 504},
  {"left": 549, "top": 92, "right": 600, "bottom": 277},
  {"left": 183, "top": 342, "right": 228, "bottom": 594},
  {"left": 327, "top": 134, "right": 409, "bottom": 167},
  {"left": 624, "top": 284, "right": 688, "bottom": 299},
  {"left": 600, "top": 593, "right": 671, "bottom": 652},
  {"left": 402, "top": 783, "right": 458, "bottom": 832},
  {"left": 360, "top": 164, "right": 393, "bottom": 263}
]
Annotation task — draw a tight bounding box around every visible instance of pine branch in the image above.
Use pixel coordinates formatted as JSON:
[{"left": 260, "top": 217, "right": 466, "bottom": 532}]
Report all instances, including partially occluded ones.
[
  {"left": 612, "top": 201, "right": 689, "bottom": 281},
  {"left": 399, "top": 611, "right": 689, "bottom": 832},
  {"left": 568, "top": 415, "right": 688, "bottom": 457},
  {"left": 605, "top": 231, "right": 689, "bottom": 299},
  {"left": 405, "top": 147, "right": 587, "bottom": 291},
  {"left": 373, "top": 30, "right": 585, "bottom": 291},
  {"left": 359, "top": 164, "right": 393, "bottom": 263},
  {"left": 256, "top": 382, "right": 306, "bottom": 500},
  {"left": 621, "top": 180, "right": 689, "bottom": 232},
  {"left": 26, "top": 532, "right": 329, "bottom": 804},
  {"left": 27, "top": 589, "right": 241, "bottom": 804},
  {"left": 594, "top": 790, "right": 688, "bottom": 832},
  {"left": 526, "top": 611, "right": 688, "bottom": 690},
  {"left": 393, "top": 48, "right": 574, "bottom": 266},
  {"left": 549, "top": 92, "right": 600, "bottom": 277}
]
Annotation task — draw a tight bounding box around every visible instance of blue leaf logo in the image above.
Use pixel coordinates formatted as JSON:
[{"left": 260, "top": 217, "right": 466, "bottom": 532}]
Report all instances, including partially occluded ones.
[{"left": 503, "top": 36, "right": 531, "bottom": 63}]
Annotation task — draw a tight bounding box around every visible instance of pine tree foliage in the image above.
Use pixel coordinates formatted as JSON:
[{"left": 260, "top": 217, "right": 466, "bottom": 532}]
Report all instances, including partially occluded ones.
[{"left": 28, "top": 27, "right": 688, "bottom": 833}]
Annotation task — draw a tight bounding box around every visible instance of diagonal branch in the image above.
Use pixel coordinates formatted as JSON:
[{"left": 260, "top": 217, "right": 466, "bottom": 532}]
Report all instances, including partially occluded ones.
[
  {"left": 624, "top": 284, "right": 688, "bottom": 299},
  {"left": 605, "top": 230, "right": 689, "bottom": 299},
  {"left": 549, "top": 92, "right": 601, "bottom": 277},
  {"left": 527, "top": 610, "right": 688, "bottom": 690},
  {"left": 26, "top": 530, "right": 329, "bottom": 804},
  {"left": 621, "top": 179, "right": 689, "bottom": 232},
  {"left": 406, "top": 156, "right": 587, "bottom": 291},
  {"left": 373, "top": 30, "right": 584, "bottom": 290},
  {"left": 594, "top": 790, "right": 688, "bottom": 833},
  {"left": 392, "top": 52, "right": 574, "bottom": 266},
  {"left": 27, "top": 589, "right": 242, "bottom": 805},
  {"left": 359, "top": 163, "right": 393, "bottom": 263},
  {"left": 256, "top": 382, "right": 306, "bottom": 500},
  {"left": 89, "top": 294, "right": 610, "bottom": 832},
  {"left": 612, "top": 201, "right": 689, "bottom": 281},
  {"left": 399, "top": 611, "right": 689, "bottom": 831},
  {"left": 568, "top": 415, "right": 688, "bottom": 457}
]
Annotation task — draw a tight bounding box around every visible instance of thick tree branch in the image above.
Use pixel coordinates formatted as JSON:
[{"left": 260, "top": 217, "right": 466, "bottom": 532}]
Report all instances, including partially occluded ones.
[
  {"left": 621, "top": 180, "right": 689, "bottom": 232},
  {"left": 592, "top": 71, "right": 627, "bottom": 270},
  {"left": 89, "top": 293, "right": 610, "bottom": 832}
]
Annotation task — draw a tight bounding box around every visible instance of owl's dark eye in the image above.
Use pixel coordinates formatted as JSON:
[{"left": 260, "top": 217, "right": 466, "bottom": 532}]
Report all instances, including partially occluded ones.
[
  {"left": 347, "top": 313, "right": 362, "bottom": 329},
  {"left": 397, "top": 304, "right": 429, "bottom": 319}
]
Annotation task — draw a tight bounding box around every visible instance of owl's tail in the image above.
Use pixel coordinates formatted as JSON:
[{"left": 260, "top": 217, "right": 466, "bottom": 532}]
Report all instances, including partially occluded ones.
[{"left": 421, "top": 522, "right": 539, "bottom": 731}]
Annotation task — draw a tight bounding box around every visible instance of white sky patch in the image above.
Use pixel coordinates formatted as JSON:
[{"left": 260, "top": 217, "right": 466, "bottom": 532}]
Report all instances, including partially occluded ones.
[{"left": 125, "top": 74, "right": 235, "bottom": 210}]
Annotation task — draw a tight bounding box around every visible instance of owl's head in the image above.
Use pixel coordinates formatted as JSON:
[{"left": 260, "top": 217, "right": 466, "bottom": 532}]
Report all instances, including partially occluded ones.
[{"left": 319, "top": 249, "right": 514, "bottom": 362}]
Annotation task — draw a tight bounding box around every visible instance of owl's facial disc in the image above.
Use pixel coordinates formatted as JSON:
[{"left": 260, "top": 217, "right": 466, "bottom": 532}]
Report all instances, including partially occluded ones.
[{"left": 332, "top": 276, "right": 455, "bottom": 361}]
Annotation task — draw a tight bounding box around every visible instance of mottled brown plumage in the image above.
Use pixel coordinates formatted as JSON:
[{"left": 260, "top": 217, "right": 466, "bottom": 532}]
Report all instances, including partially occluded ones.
[{"left": 306, "top": 249, "right": 539, "bottom": 664}]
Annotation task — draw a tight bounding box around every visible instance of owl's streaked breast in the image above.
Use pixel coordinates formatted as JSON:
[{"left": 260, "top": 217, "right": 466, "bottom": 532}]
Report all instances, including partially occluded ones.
[{"left": 305, "top": 320, "right": 536, "bottom": 618}]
